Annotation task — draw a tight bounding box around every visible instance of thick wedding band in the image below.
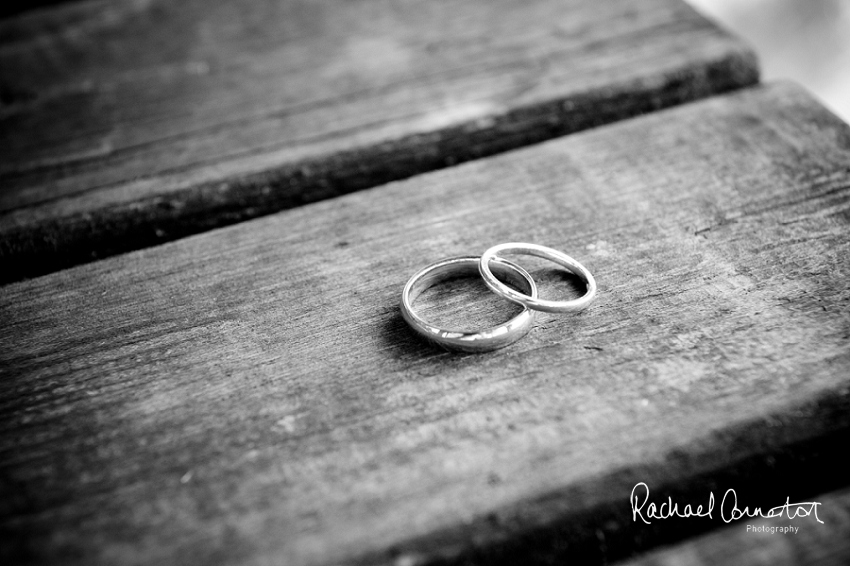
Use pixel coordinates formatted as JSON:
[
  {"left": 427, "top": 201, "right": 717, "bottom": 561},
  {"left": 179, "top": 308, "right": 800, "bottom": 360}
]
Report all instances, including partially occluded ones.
[
  {"left": 478, "top": 243, "right": 597, "bottom": 313},
  {"left": 400, "top": 256, "right": 538, "bottom": 353}
]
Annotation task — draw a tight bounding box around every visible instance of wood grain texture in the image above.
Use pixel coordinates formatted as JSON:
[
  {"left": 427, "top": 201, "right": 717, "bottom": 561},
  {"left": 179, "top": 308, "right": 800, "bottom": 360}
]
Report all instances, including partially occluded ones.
[
  {"left": 2, "top": 82, "right": 850, "bottom": 566},
  {"left": 618, "top": 486, "right": 850, "bottom": 566},
  {"left": 0, "top": 0, "right": 758, "bottom": 283}
]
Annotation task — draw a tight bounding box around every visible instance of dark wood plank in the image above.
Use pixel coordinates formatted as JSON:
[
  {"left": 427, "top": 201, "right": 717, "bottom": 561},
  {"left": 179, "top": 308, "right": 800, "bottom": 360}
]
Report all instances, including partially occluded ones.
[
  {"left": 618, "top": 486, "right": 850, "bottom": 566},
  {"left": 0, "top": 0, "right": 758, "bottom": 283},
  {"left": 0, "top": 0, "right": 73, "bottom": 19},
  {"left": 2, "top": 82, "right": 849, "bottom": 566}
]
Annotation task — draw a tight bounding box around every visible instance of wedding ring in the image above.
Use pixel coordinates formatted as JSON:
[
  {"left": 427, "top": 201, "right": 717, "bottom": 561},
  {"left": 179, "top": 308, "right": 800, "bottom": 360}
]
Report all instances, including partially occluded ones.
[
  {"left": 400, "top": 256, "right": 538, "bottom": 352},
  {"left": 478, "top": 243, "right": 596, "bottom": 313}
]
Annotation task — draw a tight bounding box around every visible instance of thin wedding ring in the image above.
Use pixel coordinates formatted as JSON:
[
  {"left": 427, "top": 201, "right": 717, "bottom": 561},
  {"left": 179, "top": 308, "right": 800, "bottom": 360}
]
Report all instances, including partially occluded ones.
[
  {"left": 400, "top": 256, "right": 538, "bottom": 353},
  {"left": 478, "top": 243, "right": 597, "bottom": 313}
]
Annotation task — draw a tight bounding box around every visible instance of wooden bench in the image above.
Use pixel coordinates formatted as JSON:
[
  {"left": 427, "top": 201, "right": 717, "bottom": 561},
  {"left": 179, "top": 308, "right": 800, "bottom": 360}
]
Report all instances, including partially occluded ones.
[
  {"left": 0, "top": 0, "right": 757, "bottom": 283},
  {"left": 2, "top": 2, "right": 849, "bottom": 566}
]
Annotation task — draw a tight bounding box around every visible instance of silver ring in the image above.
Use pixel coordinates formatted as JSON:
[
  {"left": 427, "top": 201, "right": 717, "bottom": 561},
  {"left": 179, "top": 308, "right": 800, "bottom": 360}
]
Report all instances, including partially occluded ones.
[
  {"left": 478, "top": 243, "right": 597, "bottom": 313},
  {"left": 400, "top": 256, "right": 538, "bottom": 352}
]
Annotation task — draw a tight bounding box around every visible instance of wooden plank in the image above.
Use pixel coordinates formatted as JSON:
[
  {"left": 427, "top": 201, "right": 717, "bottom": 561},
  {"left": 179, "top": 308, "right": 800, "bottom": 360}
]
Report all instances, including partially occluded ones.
[
  {"left": 618, "top": 486, "right": 850, "bottom": 566},
  {"left": 2, "top": 82, "right": 849, "bottom": 566},
  {"left": 0, "top": 0, "right": 758, "bottom": 284}
]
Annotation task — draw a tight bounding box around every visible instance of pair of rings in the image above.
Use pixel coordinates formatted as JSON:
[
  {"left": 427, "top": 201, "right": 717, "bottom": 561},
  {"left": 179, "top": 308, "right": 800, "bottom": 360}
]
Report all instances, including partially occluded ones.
[{"left": 400, "top": 243, "right": 597, "bottom": 352}]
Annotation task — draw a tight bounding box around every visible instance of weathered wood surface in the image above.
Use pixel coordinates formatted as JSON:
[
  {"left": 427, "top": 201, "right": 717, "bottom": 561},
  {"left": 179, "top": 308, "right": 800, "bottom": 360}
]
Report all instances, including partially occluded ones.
[
  {"left": 0, "top": 0, "right": 759, "bottom": 283},
  {"left": 2, "top": 82, "right": 849, "bottom": 565},
  {"left": 618, "top": 486, "right": 850, "bottom": 566}
]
